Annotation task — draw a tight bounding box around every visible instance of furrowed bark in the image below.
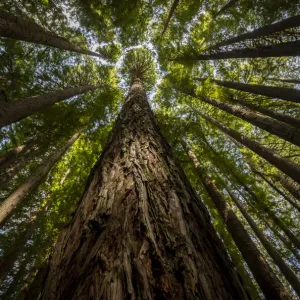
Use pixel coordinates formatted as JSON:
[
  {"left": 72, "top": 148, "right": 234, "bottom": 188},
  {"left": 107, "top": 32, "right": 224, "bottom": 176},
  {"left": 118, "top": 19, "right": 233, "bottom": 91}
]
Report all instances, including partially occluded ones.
[
  {"left": 213, "top": 79, "right": 300, "bottom": 104},
  {"left": 171, "top": 41, "right": 300, "bottom": 61},
  {"left": 209, "top": 14, "right": 300, "bottom": 49},
  {"left": 228, "top": 97, "right": 300, "bottom": 128},
  {"left": 187, "top": 90, "right": 300, "bottom": 146},
  {"left": 161, "top": 0, "right": 180, "bottom": 37},
  {"left": 0, "top": 85, "right": 98, "bottom": 128},
  {"left": 227, "top": 189, "right": 300, "bottom": 297},
  {"left": 185, "top": 146, "right": 293, "bottom": 300},
  {"left": 192, "top": 109, "right": 300, "bottom": 184},
  {"left": 0, "top": 10, "right": 103, "bottom": 57},
  {"left": 39, "top": 79, "right": 249, "bottom": 300},
  {"left": 0, "top": 131, "right": 80, "bottom": 225},
  {"left": 213, "top": 0, "right": 239, "bottom": 17}
]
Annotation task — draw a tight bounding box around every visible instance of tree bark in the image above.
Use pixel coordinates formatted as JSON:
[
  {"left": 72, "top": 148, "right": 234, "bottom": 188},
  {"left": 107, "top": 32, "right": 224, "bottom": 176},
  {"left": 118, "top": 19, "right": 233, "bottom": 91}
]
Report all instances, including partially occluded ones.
[
  {"left": 188, "top": 90, "right": 300, "bottom": 146},
  {"left": 192, "top": 109, "right": 300, "bottom": 184},
  {"left": 0, "top": 10, "right": 103, "bottom": 57},
  {"left": 0, "top": 131, "right": 80, "bottom": 225},
  {"left": 161, "top": 0, "right": 180, "bottom": 37},
  {"left": 38, "top": 79, "right": 249, "bottom": 300},
  {"left": 171, "top": 41, "right": 300, "bottom": 61},
  {"left": 213, "top": 78, "right": 300, "bottom": 104},
  {"left": 227, "top": 189, "right": 300, "bottom": 297},
  {"left": 213, "top": 0, "right": 239, "bottom": 17},
  {"left": 185, "top": 146, "right": 293, "bottom": 299},
  {"left": 209, "top": 14, "right": 300, "bottom": 49},
  {"left": 0, "top": 85, "right": 98, "bottom": 128},
  {"left": 272, "top": 173, "right": 300, "bottom": 202}
]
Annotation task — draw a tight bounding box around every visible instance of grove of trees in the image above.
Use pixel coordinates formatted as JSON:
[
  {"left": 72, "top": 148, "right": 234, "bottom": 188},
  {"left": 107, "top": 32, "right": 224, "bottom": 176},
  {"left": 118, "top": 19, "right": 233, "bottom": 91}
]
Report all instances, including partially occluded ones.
[{"left": 0, "top": 0, "right": 299, "bottom": 299}]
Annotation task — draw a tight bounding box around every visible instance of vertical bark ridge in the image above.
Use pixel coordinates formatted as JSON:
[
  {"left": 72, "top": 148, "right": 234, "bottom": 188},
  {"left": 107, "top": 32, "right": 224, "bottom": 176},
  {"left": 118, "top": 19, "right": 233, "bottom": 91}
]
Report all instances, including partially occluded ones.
[{"left": 39, "top": 79, "right": 249, "bottom": 300}]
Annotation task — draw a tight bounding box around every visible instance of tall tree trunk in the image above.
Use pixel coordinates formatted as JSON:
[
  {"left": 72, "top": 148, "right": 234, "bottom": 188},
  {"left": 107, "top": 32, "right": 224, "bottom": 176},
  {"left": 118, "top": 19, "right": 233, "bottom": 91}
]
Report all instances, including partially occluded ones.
[
  {"left": 38, "top": 79, "right": 249, "bottom": 300},
  {"left": 212, "top": 78, "right": 300, "bottom": 104},
  {"left": 0, "top": 143, "right": 26, "bottom": 167},
  {"left": 269, "top": 78, "right": 300, "bottom": 84},
  {"left": 0, "top": 131, "right": 80, "bottom": 225},
  {"left": 209, "top": 14, "right": 300, "bottom": 49},
  {"left": 191, "top": 109, "right": 300, "bottom": 184},
  {"left": 185, "top": 145, "right": 293, "bottom": 299},
  {"left": 228, "top": 97, "right": 300, "bottom": 128},
  {"left": 161, "top": 0, "right": 180, "bottom": 37},
  {"left": 227, "top": 189, "right": 300, "bottom": 297},
  {"left": 171, "top": 41, "right": 300, "bottom": 61},
  {"left": 0, "top": 85, "right": 98, "bottom": 128},
  {"left": 0, "top": 10, "right": 103, "bottom": 57},
  {"left": 272, "top": 173, "right": 300, "bottom": 202},
  {"left": 0, "top": 199, "right": 51, "bottom": 283},
  {"left": 213, "top": 0, "right": 239, "bottom": 17},
  {"left": 264, "top": 220, "right": 300, "bottom": 262},
  {"left": 187, "top": 90, "right": 300, "bottom": 146}
]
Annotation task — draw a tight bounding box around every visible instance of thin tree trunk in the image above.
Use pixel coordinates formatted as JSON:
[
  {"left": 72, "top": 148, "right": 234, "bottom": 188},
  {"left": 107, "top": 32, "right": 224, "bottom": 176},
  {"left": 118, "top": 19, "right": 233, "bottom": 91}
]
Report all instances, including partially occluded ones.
[
  {"left": 170, "top": 41, "right": 300, "bottom": 61},
  {"left": 212, "top": 78, "right": 300, "bottom": 104},
  {"left": 272, "top": 173, "right": 300, "bottom": 202},
  {"left": 38, "top": 79, "right": 249, "bottom": 300},
  {"left": 191, "top": 108, "right": 300, "bottom": 184},
  {"left": 0, "top": 144, "right": 26, "bottom": 166},
  {"left": 227, "top": 189, "right": 300, "bottom": 297},
  {"left": 187, "top": 90, "right": 300, "bottom": 146},
  {"left": 0, "top": 199, "right": 51, "bottom": 283},
  {"left": 185, "top": 146, "right": 293, "bottom": 299},
  {"left": 213, "top": 0, "right": 239, "bottom": 17},
  {"left": 209, "top": 14, "right": 300, "bottom": 49},
  {"left": 264, "top": 220, "right": 300, "bottom": 262},
  {"left": 228, "top": 97, "right": 300, "bottom": 128},
  {"left": 161, "top": 0, "right": 180, "bottom": 37},
  {"left": 0, "top": 131, "right": 80, "bottom": 225},
  {"left": 0, "top": 10, "right": 103, "bottom": 57},
  {"left": 269, "top": 78, "right": 300, "bottom": 84},
  {"left": 0, "top": 85, "right": 98, "bottom": 128}
]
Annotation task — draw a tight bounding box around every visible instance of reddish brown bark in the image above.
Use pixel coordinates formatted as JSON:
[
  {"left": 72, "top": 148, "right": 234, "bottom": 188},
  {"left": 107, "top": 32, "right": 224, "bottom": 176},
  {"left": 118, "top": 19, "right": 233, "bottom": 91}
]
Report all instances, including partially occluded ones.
[
  {"left": 0, "top": 85, "right": 98, "bottom": 128},
  {"left": 0, "top": 10, "right": 103, "bottom": 57},
  {"left": 186, "top": 146, "right": 293, "bottom": 299},
  {"left": 38, "top": 79, "right": 249, "bottom": 300}
]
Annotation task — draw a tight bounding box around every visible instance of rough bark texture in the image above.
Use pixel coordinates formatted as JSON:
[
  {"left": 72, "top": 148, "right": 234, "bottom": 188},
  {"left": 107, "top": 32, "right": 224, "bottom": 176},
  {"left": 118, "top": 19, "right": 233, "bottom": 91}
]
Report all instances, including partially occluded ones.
[
  {"left": 0, "top": 10, "right": 103, "bottom": 57},
  {"left": 213, "top": 79, "right": 300, "bottom": 104},
  {"left": 209, "top": 14, "right": 300, "bottom": 49},
  {"left": 228, "top": 190, "right": 300, "bottom": 297},
  {"left": 193, "top": 110, "right": 300, "bottom": 184},
  {"left": 0, "top": 131, "right": 80, "bottom": 225},
  {"left": 39, "top": 79, "right": 249, "bottom": 300},
  {"left": 161, "top": 0, "right": 180, "bottom": 37},
  {"left": 229, "top": 97, "right": 300, "bottom": 128},
  {"left": 0, "top": 85, "right": 98, "bottom": 128},
  {"left": 171, "top": 41, "right": 300, "bottom": 61},
  {"left": 213, "top": 0, "right": 239, "bottom": 17},
  {"left": 190, "top": 91, "right": 300, "bottom": 147},
  {"left": 186, "top": 147, "right": 293, "bottom": 300}
]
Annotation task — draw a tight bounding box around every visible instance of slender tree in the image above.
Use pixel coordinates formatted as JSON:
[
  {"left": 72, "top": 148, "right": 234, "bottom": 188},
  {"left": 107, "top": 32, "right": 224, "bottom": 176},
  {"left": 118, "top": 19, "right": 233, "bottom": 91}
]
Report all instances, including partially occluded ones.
[
  {"left": 171, "top": 41, "right": 300, "bottom": 61},
  {"left": 191, "top": 109, "right": 300, "bottom": 184},
  {"left": 38, "top": 49, "right": 249, "bottom": 300},
  {"left": 272, "top": 173, "right": 300, "bottom": 202},
  {"left": 184, "top": 89, "right": 300, "bottom": 146},
  {"left": 0, "top": 10, "right": 103, "bottom": 58},
  {"left": 161, "top": 0, "right": 180, "bottom": 37},
  {"left": 185, "top": 144, "right": 293, "bottom": 299},
  {"left": 227, "top": 97, "right": 300, "bottom": 128},
  {"left": 209, "top": 14, "right": 300, "bottom": 49},
  {"left": 213, "top": 0, "right": 239, "bottom": 17},
  {"left": 0, "top": 85, "right": 99, "bottom": 128},
  {"left": 268, "top": 78, "right": 300, "bottom": 85},
  {"left": 0, "top": 130, "right": 81, "bottom": 225},
  {"left": 227, "top": 189, "right": 300, "bottom": 297},
  {"left": 210, "top": 78, "right": 300, "bottom": 104}
]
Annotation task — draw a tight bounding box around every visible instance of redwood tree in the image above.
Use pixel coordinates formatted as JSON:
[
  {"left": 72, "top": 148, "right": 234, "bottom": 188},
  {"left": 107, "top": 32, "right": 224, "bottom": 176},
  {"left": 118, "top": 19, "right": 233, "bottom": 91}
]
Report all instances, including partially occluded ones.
[{"left": 38, "top": 49, "right": 249, "bottom": 300}]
